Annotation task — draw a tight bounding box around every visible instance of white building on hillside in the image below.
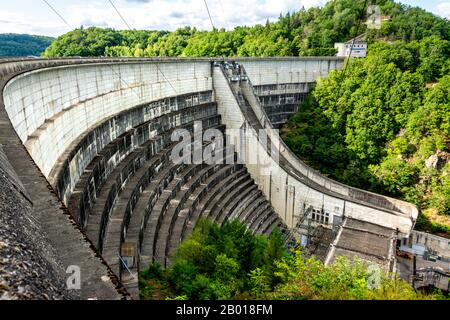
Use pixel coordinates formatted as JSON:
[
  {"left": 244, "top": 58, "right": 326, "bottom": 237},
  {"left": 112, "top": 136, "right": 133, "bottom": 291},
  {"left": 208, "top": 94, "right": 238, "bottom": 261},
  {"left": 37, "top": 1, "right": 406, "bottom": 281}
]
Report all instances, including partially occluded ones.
[{"left": 335, "top": 35, "right": 367, "bottom": 58}]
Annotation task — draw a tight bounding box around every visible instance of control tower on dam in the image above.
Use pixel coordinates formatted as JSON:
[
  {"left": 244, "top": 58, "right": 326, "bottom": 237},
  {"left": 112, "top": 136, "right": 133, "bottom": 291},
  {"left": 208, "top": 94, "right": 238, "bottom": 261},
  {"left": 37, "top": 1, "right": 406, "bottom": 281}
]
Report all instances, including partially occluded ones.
[{"left": 0, "top": 57, "right": 418, "bottom": 299}]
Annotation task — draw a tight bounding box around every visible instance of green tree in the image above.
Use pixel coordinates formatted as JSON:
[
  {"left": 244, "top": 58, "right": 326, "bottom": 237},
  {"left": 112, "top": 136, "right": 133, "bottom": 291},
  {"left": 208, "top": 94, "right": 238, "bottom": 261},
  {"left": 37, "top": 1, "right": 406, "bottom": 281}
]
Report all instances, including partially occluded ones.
[
  {"left": 249, "top": 268, "right": 270, "bottom": 298},
  {"left": 264, "top": 229, "right": 287, "bottom": 287},
  {"left": 168, "top": 259, "right": 198, "bottom": 297}
]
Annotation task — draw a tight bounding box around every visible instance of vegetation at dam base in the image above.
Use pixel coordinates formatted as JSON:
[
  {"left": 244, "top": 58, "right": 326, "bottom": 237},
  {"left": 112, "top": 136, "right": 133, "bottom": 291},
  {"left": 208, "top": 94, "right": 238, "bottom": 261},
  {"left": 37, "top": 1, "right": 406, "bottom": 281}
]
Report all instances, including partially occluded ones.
[
  {"left": 139, "top": 219, "right": 444, "bottom": 300},
  {"left": 42, "top": 0, "right": 449, "bottom": 58},
  {"left": 139, "top": 219, "right": 287, "bottom": 300}
]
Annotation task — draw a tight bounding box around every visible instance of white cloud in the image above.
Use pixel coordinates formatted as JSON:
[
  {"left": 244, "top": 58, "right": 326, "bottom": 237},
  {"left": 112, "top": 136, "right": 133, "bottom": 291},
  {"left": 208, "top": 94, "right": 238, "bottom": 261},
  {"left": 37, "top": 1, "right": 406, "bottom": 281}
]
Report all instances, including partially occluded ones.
[
  {"left": 0, "top": 10, "right": 67, "bottom": 36},
  {"left": 299, "top": 0, "right": 327, "bottom": 9},
  {"left": 436, "top": 1, "right": 450, "bottom": 19},
  {"left": 65, "top": 0, "right": 326, "bottom": 33},
  {"left": 0, "top": 0, "right": 329, "bottom": 36}
]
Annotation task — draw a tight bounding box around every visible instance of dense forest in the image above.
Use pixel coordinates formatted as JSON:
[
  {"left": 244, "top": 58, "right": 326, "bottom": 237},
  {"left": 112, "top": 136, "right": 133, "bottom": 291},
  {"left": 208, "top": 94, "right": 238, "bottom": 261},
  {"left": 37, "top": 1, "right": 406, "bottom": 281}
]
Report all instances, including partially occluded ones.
[
  {"left": 139, "top": 219, "right": 443, "bottom": 300},
  {"left": 41, "top": 0, "right": 450, "bottom": 233},
  {"left": 0, "top": 34, "right": 54, "bottom": 57},
  {"left": 43, "top": 0, "right": 450, "bottom": 58}
]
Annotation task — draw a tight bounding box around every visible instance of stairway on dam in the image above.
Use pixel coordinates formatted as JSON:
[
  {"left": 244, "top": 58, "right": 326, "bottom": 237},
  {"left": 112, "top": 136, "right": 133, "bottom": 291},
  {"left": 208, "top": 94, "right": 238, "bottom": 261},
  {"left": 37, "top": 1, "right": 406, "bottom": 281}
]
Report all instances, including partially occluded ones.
[{"left": 0, "top": 57, "right": 418, "bottom": 300}]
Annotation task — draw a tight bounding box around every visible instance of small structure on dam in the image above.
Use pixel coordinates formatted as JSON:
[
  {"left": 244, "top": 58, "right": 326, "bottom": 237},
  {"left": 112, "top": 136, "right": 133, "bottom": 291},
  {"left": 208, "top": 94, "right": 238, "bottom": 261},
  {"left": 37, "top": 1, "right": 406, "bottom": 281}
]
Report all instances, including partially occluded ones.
[{"left": 0, "top": 57, "right": 418, "bottom": 299}]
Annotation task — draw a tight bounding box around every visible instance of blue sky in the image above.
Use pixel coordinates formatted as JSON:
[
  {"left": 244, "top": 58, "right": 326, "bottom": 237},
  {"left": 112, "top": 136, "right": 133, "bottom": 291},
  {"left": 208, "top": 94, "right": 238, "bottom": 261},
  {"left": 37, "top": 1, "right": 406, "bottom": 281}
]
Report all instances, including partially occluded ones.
[{"left": 0, "top": 0, "right": 448, "bottom": 37}]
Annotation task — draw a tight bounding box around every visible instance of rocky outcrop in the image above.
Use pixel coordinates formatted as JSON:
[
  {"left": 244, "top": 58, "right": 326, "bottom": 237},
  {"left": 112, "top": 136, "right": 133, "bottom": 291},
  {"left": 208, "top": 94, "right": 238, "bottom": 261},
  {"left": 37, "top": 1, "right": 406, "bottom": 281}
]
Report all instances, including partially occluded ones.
[{"left": 425, "top": 151, "right": 450, "bottom": 170}]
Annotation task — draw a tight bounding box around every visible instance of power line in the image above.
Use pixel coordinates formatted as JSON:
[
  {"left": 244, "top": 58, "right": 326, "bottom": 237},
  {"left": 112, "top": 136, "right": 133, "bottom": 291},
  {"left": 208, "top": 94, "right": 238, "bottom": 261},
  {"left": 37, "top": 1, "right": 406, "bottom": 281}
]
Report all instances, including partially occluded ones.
[
  {"left": 155, "top": 66, "right": 178, "bottom": 94},
  {"left": 340, "top": 0, "right": 370, "bottom": 81},
  {"left": 217, "top": 0, "right": 230, "bottom": 30},
  {"left": 332, "top": 0, "right": 369, "bottom": 108},
  {"left": 41, "top": 0, "right": 72, "bottom": 29},
  {"left": 40, "top": 0, "right": 144, "bottom": 99},
  {"left": 107, "top": 0, "right": 132, "bottom": 30},
  {"left": 106, "top": 0, "right": 178, "bottom": 94},
  {"left": 203, "top": 0, "right": 215, "bottom": 30}
]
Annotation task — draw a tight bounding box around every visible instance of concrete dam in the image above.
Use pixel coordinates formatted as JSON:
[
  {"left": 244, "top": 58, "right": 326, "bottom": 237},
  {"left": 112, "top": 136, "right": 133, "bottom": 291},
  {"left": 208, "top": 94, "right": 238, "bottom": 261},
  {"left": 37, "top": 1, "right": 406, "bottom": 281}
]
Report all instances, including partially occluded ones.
[{"left": 0, "top": 57, "right": 418, "bottom": 300}]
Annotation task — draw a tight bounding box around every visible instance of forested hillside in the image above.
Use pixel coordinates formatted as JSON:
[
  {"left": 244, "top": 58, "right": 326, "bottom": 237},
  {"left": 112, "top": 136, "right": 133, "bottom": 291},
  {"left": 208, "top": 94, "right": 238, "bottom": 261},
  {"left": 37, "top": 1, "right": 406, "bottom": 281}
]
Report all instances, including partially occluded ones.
[
  {"left": 0, "top": 34, "right": 54, "bottom": 57},
  {"left": 43, "top": 0, "right": 450, "bottom": 58}
]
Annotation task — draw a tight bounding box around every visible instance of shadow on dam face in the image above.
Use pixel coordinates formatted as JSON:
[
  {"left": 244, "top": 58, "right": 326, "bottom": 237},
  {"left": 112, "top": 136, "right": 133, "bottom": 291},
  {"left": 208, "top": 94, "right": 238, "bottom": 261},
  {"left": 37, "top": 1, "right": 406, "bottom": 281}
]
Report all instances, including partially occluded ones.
[{"left": 0, "top": 57, "right": 417, "bottom": 299}]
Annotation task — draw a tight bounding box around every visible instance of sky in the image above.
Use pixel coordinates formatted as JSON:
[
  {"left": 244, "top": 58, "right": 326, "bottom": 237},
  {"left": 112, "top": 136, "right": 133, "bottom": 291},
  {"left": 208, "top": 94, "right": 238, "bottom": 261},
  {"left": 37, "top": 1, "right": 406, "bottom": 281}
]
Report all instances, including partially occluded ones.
[{"left": 0, "top": 0, "right": 448, "bottom": 37}]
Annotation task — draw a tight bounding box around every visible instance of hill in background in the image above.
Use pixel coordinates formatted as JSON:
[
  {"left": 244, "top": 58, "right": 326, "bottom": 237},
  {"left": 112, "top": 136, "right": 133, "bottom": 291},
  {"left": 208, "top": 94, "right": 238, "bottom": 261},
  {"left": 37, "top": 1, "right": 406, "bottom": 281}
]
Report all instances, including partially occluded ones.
[
  {"left": 42, "top": 0, "right": 450, "bottom": 58},
  {"left": 0, "top": 34, "right": 54, "bottom": 57}
]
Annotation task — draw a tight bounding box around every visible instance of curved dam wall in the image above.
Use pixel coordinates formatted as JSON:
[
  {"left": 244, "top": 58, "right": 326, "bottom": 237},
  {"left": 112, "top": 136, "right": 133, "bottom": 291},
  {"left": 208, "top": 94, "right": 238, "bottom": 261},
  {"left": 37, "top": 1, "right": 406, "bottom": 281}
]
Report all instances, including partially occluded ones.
[
  {"left": 236, "top": 57, "right": 342, "bottom": 85},
  {"left": 2, "top": 57, "right": 418, "bottom": 236},
  {"left": 0, "top": 57, "right": 418, "bottom": 299},
  {"left": 235, "top": 57, "right": 344, "bottom": 127},
  {"left": 3, "top": 60, "right": 212, "bottom": 193},
  {"left": 0, "top": 58, "right": 138, "bottom": 299},
  {"left": 1, "top": 58, "right": 282, "bottom": 299}
]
